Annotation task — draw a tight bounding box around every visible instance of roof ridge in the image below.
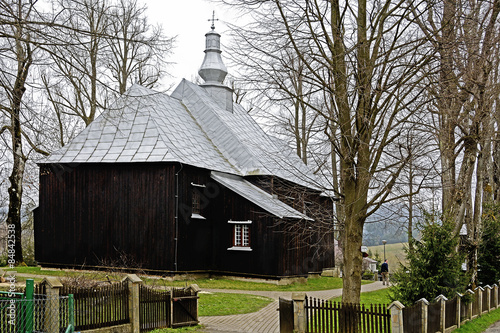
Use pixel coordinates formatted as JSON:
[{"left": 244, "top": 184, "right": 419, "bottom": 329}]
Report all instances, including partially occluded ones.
[{"left": 173, "top": 80, "right": 270, "bottom": 175}]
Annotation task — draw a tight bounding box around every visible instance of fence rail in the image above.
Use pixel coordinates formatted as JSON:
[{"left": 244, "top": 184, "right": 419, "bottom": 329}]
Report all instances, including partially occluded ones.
[
  {"left": 139, "top": 284, "right": 199, "bottom": 332},
  {"left": 60, "top": 281, "right": 129, "bottom": 331},
  {"left": 0, "top": 279, "right": 74, "bottom": 333},
  {"left": 402, "top": 303, "right": 422, "bottom": 333},
  {"left": 139, "top": 285, "right": 171, "bottom": 332},
  {"left": 171, "top": 288, "right": 199, "bottom": 327},
  {"left": 282, "top": 282, "right": 500, "bottom": 333},
  {"left": 445, "top": 297, "right": 457, "bottom": 330},
  {"left": 305, "top": 297, "right": 390, "bottom": 333}
]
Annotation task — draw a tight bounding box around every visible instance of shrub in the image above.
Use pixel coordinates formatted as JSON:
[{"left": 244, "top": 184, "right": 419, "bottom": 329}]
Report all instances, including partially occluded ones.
[
  {"left": 478, "top": 203, "right": 500, "bottom": 286},
  {"left": 390, "top": 215, "right": 468, "bottom": 306},
  {"left": 362, "top": 270, "right": 375, "bottom": 280}
]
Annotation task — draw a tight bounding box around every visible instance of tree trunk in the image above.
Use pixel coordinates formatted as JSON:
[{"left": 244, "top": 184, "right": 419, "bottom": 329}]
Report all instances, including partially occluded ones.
[
  {"left": 6, "top": 21, "right": 32, "bottom": 263},
  {"left": 341, "top": 214, "right": 364, "bottom": 303}
]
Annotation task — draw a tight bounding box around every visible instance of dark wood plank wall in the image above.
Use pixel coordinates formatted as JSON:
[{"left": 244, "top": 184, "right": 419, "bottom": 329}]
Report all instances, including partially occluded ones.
[
  {"left": 175, "top": 165, "right": 213, "bottom": 272},
  {"left": 246, "top": 175, "right": 336, "bottom": 275},
  {"left": 35, "top": 162, "right": 333, "bottom": 277},
  {"left": 35, "top": 163, "right": 176, "bottom": 271},
  {"left": 175, "top": 166, "right": 334, "bottom": 277},
  {"left": 173, "top": 165, "right": 285, "bottom": 277}
]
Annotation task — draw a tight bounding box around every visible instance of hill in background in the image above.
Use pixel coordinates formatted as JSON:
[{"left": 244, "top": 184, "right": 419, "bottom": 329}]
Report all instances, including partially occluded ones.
[
  {"left": 363, "top": 204, "right": 411, "bottom": 246},
  {"left": 367, "top": 242, "right": 408, "bottom": 267}
]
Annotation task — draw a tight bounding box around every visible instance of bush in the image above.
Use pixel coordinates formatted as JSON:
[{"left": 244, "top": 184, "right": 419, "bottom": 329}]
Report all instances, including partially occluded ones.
[
  {"left": 390, "top": 215, "right": 468, "bottom": 306},
  {"left": 362, "top": 270, "right": 375, "bottom": 280},
  {"left": 478, "top": 204, "right": 500, "bottom": 286}
]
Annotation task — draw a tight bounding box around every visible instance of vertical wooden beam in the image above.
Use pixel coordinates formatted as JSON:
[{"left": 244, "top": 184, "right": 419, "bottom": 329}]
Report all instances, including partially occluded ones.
[
  {"left": 456, "top": 293, "right": 462, "bottom": 328},
  {"left": 475, "top": 287, "right": 484, "bottom": 315},
  {"left": 485, "top": 286, "right": 492, "bottom": 312},
  {"left": 493, "top": 284, "right": 499, "bottom": 309}
]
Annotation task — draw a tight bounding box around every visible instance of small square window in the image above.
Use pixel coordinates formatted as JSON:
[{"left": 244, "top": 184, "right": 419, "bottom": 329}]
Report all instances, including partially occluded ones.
[{"left": 228, "top": 220, "right": 252, "bottom": 251}]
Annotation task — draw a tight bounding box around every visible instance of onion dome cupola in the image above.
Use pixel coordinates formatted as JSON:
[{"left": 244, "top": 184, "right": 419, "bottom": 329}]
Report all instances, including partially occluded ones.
[
  {"left": 198, "top": 12, "right": 233, "bottom": 112},
  {"left": 198, "top": 25, "right": 228, "bottom": 84}
]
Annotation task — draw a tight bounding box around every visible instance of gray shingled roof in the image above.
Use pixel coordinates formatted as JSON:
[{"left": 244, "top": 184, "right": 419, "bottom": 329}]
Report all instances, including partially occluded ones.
[
  {"left": 44, "top": 80, "right": 322, "bottom": 190},
  {"left": 210, "top": 171, "right": 312, "bottom": 220}
]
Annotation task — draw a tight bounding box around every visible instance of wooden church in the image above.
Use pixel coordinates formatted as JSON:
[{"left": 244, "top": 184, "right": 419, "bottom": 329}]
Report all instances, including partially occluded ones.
[{"left": 34, "top": 23, "right": 335, "bottom": 279}]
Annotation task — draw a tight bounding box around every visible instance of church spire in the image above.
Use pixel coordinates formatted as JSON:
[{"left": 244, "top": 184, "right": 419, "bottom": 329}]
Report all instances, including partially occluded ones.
[{"left": 198, "top": 11, "right": 228, "bottom": 85}]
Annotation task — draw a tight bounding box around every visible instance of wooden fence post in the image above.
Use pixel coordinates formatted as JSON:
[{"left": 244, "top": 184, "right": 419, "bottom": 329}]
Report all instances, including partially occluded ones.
[
  {"left": 498, "top": 281, "right": 500, "bottom": 309},
  {"left": 122, "top": 274, "right": 143, "bottom": 333},
  {"left": 187, "top": 284, "right": 200, "bottom": 325},
  {"left": 465, "top": 289, "right": 474, "bottom": 321},
  {"left": 388, "top": 301, "right": 404, "bottom": 333},
  {"left": 416, "top": 298, "right": 429, "bottom": 333},
  {"left": 434, "top": 295, "right": 447, "bottom": 333},
  {"left": 292, "top": 292, "right": 306, "bottom": 333},
  {"left": 485, "top": 286, "right": 492, "bottom": 312},
  {"left": 475, "top": 287, "right": 484, "bottom": 315},
  {"left": 41, "top": 277, "right": 63, "bottom": 333},
  {"left": 456, "top": 293, "right": 462, "bottom": 329},
  {"left": 493, "top": 284, "right": 498, "bottom": 309}
]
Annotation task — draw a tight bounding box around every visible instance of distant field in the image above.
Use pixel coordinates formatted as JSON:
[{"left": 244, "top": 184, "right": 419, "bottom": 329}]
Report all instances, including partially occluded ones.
[{"left": 367, "top": 242, "right": 408, "bottom": 267}]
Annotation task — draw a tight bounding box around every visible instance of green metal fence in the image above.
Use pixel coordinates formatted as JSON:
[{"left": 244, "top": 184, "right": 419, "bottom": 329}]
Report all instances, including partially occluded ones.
[{"left": 0, "top": 279, "right": 74, "bottom": 333}]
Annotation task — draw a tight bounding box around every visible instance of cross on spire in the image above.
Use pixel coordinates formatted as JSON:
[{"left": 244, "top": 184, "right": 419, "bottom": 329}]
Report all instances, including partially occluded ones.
[{"left": 208, "top": 11, "right": 218, "bottom": 30}]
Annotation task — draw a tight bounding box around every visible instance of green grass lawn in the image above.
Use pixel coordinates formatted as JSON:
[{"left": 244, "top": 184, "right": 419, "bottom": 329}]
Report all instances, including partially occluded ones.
[
  {"left": 145, "top": 276, "right": 372, "bottom": 292},
  {"left": 453, "top": 307, "right": 500, "bottom": 333},
  {"left": 3, "top": 266, "right": 373, "bottom": 292},
  {"left": 330, "top": 288, "right": 392, "bottom": 304},
  {"left": 198, "top": 292, "right": 273, "bottom": 316}
]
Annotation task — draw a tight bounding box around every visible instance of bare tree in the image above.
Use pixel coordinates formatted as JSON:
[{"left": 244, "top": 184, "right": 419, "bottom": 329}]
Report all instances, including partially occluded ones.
[
  {"left": 0, "top": 0, "right": 38, "bottom": 263},
  {"left": 219, "top": 0, "right": 430, "bottom": 303},
  {"left": 411, "top": 0, "right": 500, "bottom": 286},
  {"left": 42, "top": 0, "right": 112, "bottom": 127},
  {"left": 42, "top": 0, "right": 175, "bottom": 146},
  {"left": 106, "top": 0, "right": 175, "bottom": 94},
  {"left": 1, "top": 0, "right": 175, "bottom": 263},
  {"left": 225, "top": 25, "right": 322, "bottom": 165}
]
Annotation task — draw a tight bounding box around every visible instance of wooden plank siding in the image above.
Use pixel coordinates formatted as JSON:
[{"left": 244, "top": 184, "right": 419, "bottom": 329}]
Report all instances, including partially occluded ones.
[
  {"left": 35, "top": 163, "right": 176, "bottom": 271},
  {"left": 35, "top": 162, "right": 334, "bottom": 278}
]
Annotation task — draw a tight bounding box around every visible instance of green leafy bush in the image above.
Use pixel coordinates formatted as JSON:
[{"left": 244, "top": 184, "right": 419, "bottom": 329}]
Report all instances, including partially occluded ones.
[{"left": 362, "top": 270, "right": 375, "bottom": 280}]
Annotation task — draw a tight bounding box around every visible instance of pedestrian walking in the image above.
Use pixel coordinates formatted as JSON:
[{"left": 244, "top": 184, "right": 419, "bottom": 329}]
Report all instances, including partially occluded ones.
[{"left": 381, "top": 259, "right": 389, "bottom": 286}]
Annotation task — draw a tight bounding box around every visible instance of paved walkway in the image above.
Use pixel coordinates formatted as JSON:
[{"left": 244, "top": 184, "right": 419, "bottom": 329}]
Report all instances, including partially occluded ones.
[
  {"left": 484, "top": 320, "right": 500, "bottom": 333},
  {"left": 199, "top": 281, "right": 389, "bottom": 333}
]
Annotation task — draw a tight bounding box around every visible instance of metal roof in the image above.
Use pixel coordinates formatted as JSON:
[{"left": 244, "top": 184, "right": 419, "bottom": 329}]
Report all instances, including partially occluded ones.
[
  {"left": 210, "top": 171, "right": 312, "bottom": 220},
  {"left": 43, "top": 81, "right": 322, "bottom": 190}
]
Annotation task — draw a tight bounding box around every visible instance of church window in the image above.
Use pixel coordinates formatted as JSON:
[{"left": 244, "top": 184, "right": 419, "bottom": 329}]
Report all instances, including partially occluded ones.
[
  {"left": 190, "top": 183, "right": 206, "bottom": 219},
  {"left": 192, "top": 190, "right": 201, "bottom": 215},
  {"left": 227, "top": 220, "right": 252, "bottom": 251}
]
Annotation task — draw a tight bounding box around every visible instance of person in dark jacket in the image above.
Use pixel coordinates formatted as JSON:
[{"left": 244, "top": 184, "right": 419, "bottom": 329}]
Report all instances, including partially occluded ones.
[{"left": 381, "top": 259, "right": 389, "bottom": 285}]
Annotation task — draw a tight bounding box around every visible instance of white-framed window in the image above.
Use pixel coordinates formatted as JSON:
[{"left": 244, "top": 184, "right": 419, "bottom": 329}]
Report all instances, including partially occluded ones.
[
  {"left": 191, "top": 183, "right": 206, "bottom": 220},
  {"left": 227, "top": 220, "right": 252, "bottom": 251}
]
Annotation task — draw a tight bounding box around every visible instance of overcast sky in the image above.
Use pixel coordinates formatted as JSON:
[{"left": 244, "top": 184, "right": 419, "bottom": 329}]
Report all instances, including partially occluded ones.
[{"left": 145, "top": 0, "right": 237, "bottom": 89}]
